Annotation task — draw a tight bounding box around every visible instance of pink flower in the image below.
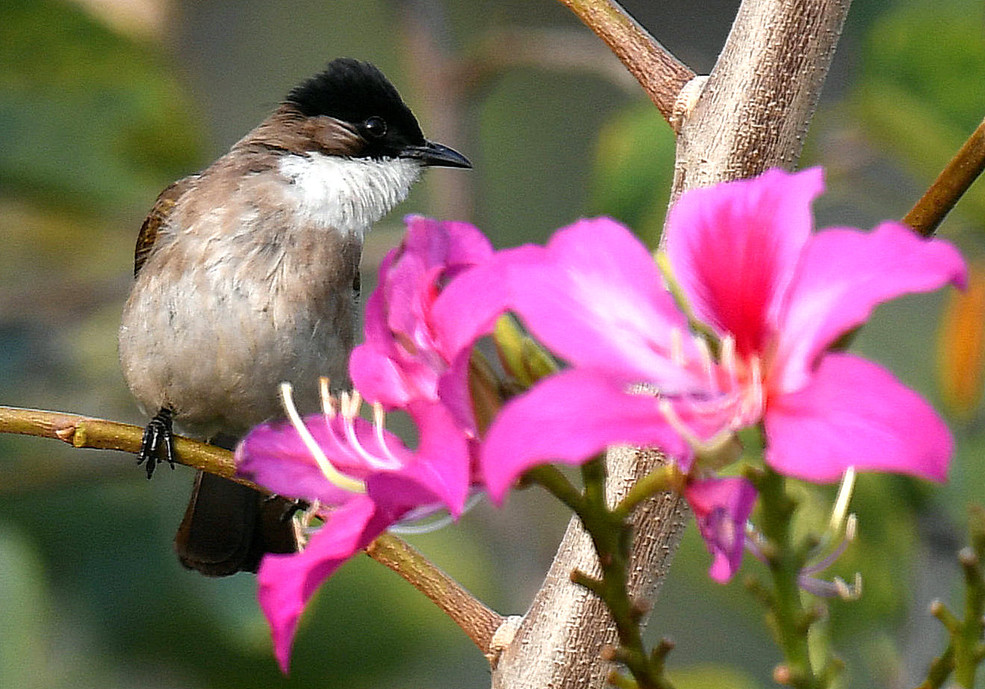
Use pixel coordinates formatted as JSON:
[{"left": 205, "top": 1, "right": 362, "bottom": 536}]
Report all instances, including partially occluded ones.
[
  {"left": 459, "top": 169, "right": 964, "bottom": 578},
  {"left": 663, "top": 168, "right": 965, "bottom": 481},
  {"left": 236, "top": 393, "right": 470, "bottom": 673},
  {"left": 235, "top": 216, "right": 503, "bottom": 673}
]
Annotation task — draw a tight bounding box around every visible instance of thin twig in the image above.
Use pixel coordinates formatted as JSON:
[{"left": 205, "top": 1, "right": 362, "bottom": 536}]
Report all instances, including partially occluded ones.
[
  {"left": 556, "top": 0, "right": 695, "bottom": 125},
  {"left": 904, "top": 115, "right": 985, "bottom": 237}
]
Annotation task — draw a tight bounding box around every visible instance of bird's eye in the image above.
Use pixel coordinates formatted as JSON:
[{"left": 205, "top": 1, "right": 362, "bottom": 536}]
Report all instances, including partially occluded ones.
[{"left": 363, "top": 116, "right": 387, "bottom": 138}]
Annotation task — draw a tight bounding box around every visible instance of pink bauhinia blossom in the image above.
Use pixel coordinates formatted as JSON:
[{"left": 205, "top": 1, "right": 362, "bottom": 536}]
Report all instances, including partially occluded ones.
[
  {"left": 468, "top": 168, "right": 965, "bottom": 492},
  {"left": 235, "top": 216, "right": 502, "bottom": 673},
  {"left": 236, "top": 389, "right": 470, "bottom": 673},
  {"left": 448, "top": 168, "right": 964, "bottom": 579},
  {"left": 661, "top": 168, "right": 965, "bottom": 481},
  {"left": 684, "top": 476, "right": 758, "bottom": 582}
]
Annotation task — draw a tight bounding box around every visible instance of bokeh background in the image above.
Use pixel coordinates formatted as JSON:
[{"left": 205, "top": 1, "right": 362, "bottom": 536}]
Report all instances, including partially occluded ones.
[{"left": 2, "top": 0, "right": 985, "bottom": 687}]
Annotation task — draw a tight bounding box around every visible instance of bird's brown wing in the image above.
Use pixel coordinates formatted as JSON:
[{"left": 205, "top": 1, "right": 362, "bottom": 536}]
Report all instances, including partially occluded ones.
[{"left": 134, "top": 176, "right": 198, "bottom": 277}]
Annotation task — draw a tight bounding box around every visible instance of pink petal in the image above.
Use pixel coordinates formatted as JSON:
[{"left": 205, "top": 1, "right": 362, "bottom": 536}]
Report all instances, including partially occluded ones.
[
  {"left": 480, "top": 369, "right": 690, "bottom": 502},
  {"left": 773, "top": 222, "right": 968, "bottom": 393},
  {"left": 352, "top": 216, "right": 496, "bottom": 406},
  {"left": 665, "top": 168, "right": 824, "bottom": 357},
  {"left": 479, "top": 219, "right": 701, "bottom": 389},
  {"left": 403, "top": 215, "right": 494, "bottom": 270},
  {"left": 435, "top": 349, "right": 478, "bottom": 434},
  {"left": 235, "top": 413, "right": 413, "bottom": 506},
  {"left": 361, "top": 253, "right": 395, "bottom": 352},
  {"left": 235, "top": 419, "right": 367, "bottom": 506},
  {"left": 684, "top": 476, "right": 757, "bottom": 582},
  {"left": 394, "top": 400, "right": 472, "bottom": 515},
  {"left": 258, "top": 497, "right": 386, "bottom": 674},
  {"left": 429, "top": 246, "right": 534, "bottom": 357},
  {"left": 764, "top": 353, "right": 953, "bottom": 483},
  {"left": 350, "top": 342, "right": 434, "bottom": 408}
]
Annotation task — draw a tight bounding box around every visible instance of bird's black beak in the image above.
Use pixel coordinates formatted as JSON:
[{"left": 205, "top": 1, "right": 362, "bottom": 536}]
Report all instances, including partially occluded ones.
[{"left": 403, "top": 141, "right": 472, "bottom": 169}]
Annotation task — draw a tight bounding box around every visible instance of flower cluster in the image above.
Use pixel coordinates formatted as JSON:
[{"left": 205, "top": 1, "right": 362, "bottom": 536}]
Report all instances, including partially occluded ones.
[{"left": 235, "top": 168, "right": 965, "bottom": 672}]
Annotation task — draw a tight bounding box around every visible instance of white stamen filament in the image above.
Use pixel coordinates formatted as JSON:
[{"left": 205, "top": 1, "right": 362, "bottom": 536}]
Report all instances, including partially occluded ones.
[
  {"left": 740, "top": 356, "right": 766, "bottom": 422},
  {"left": 720, "top": 335, "right": 737, "bottom": 386},
  {"left": 844, "top": 513, "right": 857, "bottom": 542},
  {"left": 670, "top": 328, "right": 686, "bottom": 366},
  {"left": 337, "top": 391, "right": 402, "bottom": 471},
  {"left": 694, "top": 337, "right": 716, "bottom": 390},
  {"left": 389, "top": 492, "right": 485, "bottom": 535},
  {"left": 657, "top": 398, "right": 736, "bottom": 457},
  {"left": 319, "top": 377, "right": 337, "bottom": 417},
  {"left": 279, "top": 382, "right": 365, "bottom": 494},
  {"left": 372, "top": 402, "right": 403, "bottom": 467},
  {"left": 829, "top": 467, "right": 857, "bottom": 534}
]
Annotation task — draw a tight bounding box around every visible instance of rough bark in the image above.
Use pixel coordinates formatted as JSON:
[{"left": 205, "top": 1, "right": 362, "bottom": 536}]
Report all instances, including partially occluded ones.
[{"left": 491, "top": 0, "right": 852, "bottom": 687}]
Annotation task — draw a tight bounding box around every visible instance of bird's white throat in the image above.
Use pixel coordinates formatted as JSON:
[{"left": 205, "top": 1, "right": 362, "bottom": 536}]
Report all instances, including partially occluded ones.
[{"left": 278, "top": 153, "right": 423, "bottom": 237}]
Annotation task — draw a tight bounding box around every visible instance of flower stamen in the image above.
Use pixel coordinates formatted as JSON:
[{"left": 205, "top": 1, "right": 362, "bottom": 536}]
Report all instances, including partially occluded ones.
[
  {"left": 720, "top": 335, "right": 737, "bottom": 387},
  {"left": 279, "top": 382, "right": 366, "bottom": 494},
  {"left": 670, "top": 328, "right": 686, "bottom": 367},
  {"left": 334, "top": 391, "right": 402, "bottom": 472},
  {"left": 829, "top": 467, "right": 857, "bottom": 535},
  {"left": 694, "top": 337, "right": 716, "bottom": 389},
  {"left": 318, "top": 376, "right": 337, "bottom": 417},
  {"left": 372, "top": 402, "right": 403, "bottom": 467},
  {"left": 658, "top": 397, "right": 737, "bottom": 457}
]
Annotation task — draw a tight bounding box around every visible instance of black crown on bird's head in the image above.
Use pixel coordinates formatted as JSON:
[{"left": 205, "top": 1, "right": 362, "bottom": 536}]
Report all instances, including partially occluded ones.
[
  {"left": 284, "top": 57, "right": 471, "bottom": 169},
  {"left": 286, "top": 59, "right": 425, "bottom": 149}
]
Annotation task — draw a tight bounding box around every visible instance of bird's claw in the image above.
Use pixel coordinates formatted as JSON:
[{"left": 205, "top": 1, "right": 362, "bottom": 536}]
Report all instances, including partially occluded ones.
[{"left": 138, "top": 407, "right": 176, "bottom": 479}]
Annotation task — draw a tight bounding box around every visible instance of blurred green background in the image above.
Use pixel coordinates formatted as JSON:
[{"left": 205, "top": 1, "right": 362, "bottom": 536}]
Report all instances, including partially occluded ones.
[{"left": 2, "top": 0, "right": 985, "bottom": 687}]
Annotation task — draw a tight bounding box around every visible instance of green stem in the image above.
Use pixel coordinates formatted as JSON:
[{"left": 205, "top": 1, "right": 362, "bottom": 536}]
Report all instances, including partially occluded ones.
[
  {"left": 615, "top": 464, "right": 681, "bottom": 519},
  {"left": 524, "top": 464, "right": 585, "bottom": 513},
  {"left": 919, "top": 506, "right": 985, "bottom": 688},
  {"left": 953, "top": 547, "right": 985, "bottom": 687},
  {"left": 567, "top": 457, "right": 675, "bottom": 689},
  {"left": 916, "top": 643, "right": 955, "bottom": 689},
  {"left": 754, "top": 468, "right": 831, "bottom": 689}
]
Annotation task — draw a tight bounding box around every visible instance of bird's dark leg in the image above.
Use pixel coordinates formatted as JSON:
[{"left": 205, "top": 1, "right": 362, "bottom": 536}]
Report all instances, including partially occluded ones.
[{"left": 138, "top": 407, "right": 176, "bottom": 479}]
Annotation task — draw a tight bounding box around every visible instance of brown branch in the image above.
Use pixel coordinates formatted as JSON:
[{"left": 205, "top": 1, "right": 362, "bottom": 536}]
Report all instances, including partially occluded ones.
[
  {"left": 556, "top": 0, "right": 695, "bottom": 125},
  {"left": 904, "top": 115, "right": 985, "bottom": 237},
  {"left": 366, "top": 532, "right": 507, "bottom": 659},
  {"left": 0, "top": 405, "right": 239, "bottom": 479}
]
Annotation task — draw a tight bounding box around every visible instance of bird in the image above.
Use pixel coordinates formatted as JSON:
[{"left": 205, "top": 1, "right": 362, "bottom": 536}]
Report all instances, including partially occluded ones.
[{"left": 118, "top": 57, "right": 471, "bottom": 576}]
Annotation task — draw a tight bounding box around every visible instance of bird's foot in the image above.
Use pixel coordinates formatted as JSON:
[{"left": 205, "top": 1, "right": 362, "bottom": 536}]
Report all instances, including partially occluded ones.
[{"left": 138, "top": 407, "right": 176, "bottom": 479}]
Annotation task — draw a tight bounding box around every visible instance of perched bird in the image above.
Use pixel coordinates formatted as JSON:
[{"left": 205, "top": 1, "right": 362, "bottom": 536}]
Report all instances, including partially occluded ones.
[{"left": 118, "top": 58, "right": 471, "bottom": 576}]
